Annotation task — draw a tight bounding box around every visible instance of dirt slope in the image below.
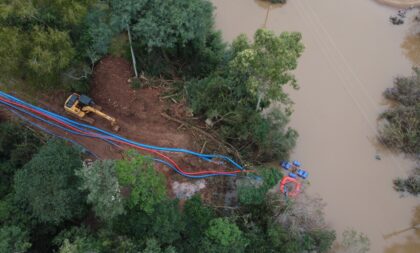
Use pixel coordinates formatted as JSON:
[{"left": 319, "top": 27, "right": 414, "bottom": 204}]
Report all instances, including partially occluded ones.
[{"left": 7, "top": 56, "right": 234, "bottom": 204}]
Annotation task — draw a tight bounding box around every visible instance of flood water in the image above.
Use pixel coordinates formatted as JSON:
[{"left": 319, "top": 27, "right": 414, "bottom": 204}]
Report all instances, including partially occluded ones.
[{"left": 210, "top": 0, "right": 419, "bottom": 252}]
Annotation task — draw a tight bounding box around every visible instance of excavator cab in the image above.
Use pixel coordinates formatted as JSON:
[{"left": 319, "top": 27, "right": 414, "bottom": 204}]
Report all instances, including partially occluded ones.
[{"left": 64, "top": 93, "right": 120, "bottom": 132}]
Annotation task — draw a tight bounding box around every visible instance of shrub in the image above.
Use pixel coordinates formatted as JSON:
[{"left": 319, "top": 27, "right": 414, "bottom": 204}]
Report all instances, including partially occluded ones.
[
  {"left": 238, "top": 167, "right": 283, "bottom": 205},
  {"left": 379, "top": 69, "right": 420, "bottom": 155},
  {"left": 379, "top": 69, "right": 420, "bottom": 196},
  {"left": 393, "top": 167, "right": 420, "bottom": 196},
  {"left": 270, "top": 0, "right": 287, "bottom": 3},
  {"left": 130, "top": 78, "right": 142, "bottom": 89}
]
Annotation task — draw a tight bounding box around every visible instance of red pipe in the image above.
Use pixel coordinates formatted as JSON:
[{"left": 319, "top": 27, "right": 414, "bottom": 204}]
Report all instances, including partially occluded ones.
[{"left": 0, "top": 96, "right": 251, "bottom": 176}]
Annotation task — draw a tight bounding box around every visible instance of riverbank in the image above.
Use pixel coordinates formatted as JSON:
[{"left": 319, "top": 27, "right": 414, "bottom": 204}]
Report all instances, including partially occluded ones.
[
  {"left": 376, "top": 0, "right": 420, "bottom": 8},
  {"left": 210, "top": 0, "right": 419, "bottom": 251}
]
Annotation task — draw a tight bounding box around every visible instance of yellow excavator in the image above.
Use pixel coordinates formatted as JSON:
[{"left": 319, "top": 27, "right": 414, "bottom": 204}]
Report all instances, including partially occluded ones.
[{"left": 64, "top": 93, "right": 120, "bottom": 132}]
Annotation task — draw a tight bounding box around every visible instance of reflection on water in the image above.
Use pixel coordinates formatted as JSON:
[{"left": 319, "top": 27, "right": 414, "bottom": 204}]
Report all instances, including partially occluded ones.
[
  {"left": 211, "top": 0, "right": 419, "bottom": 252},
  {"left": 385, "top": 206, "right": 420, "bottom": 253},
  {"left": 401, "top": 13, "right": 420, "bottom": 66},
  {"left": 253, "top": 0, "right": 284, "bottom": 28},
  {"left": 402, "top": 34, "right": 420, "bottom": 66},
  {"left": 254, "top": 0, "right": 272, "bottom": 9},
  {"left": 254, "top": 0, "right": 284, "bottom": 9}
]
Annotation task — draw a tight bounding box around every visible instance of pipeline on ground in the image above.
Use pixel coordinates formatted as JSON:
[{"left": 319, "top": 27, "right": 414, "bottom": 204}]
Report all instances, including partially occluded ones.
[{"left": 0, "top": 91, "right": 253, "bottom": 178}]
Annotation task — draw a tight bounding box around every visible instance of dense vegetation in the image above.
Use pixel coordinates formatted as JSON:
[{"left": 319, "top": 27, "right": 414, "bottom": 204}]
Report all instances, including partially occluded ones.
[
  {"left": 0, "top": 0, "right": 302, "bottom": 162},
  {"left": 0, "top": 121, "right": 335, "bottom": 252},
  {"left": 379, "top": 69, "right": 420, "bottom": 196},
  {"left": 0, "top": 0, "right": 336, "bottom": 252},
  {"left": 188, "top": 30, "right": 303, "bottom": 162}
]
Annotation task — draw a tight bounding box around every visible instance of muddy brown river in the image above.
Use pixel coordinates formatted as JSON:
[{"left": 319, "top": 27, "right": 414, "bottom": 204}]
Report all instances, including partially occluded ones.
[{"left": 210, "top": 0, "right": 419, "bottom": 252}]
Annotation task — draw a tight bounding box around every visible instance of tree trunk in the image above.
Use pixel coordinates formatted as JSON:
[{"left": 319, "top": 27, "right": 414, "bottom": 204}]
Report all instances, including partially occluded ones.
[
  {"left": 256, "top": 92, "right": 263, "bottom": 111},
  {"left": 127, "top": 24, "right": 138, "bottom": 78}
]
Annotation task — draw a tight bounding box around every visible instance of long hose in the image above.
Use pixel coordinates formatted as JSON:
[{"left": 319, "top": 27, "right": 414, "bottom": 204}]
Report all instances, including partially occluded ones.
[
  {"left": 9, "top": 109, "right": 100, "bottom": 158},
  {"left": 0, "top": 91, "right": 250, "bottom": 178},
  {"left": 0, "top": 91, "right": 242, "bottom": 168}
]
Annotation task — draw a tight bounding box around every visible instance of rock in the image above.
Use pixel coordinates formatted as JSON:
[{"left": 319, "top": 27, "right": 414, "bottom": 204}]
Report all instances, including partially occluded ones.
[
  {"left": 172, "top": 180, "right": 206, "bottom": 199},
  {"left": 205, "top": 118, "right": 214, "bottom": 128}
]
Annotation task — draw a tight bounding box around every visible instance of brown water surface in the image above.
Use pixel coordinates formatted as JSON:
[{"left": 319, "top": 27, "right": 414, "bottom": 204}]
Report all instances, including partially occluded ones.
[{"left": 210, "top": 0, "right": 419, "bottom": 252}]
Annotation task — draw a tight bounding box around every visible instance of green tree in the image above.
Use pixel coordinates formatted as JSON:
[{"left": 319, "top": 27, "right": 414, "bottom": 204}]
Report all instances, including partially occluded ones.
[
  {"left": 148, "top": 200, "right": 185, "bottom": 244},
  {"left": 0, "top": 0, "right": 95, "bottom": 28},
  {"left": 26, "top": 27, "right": 75, "bottom": 87},
  {"left": 380, "top": 68, "right": 420, "bottom": 155},
  {"left": 77, "top": 4, "right": 113, "bottom": 65},
  {"left": 187, "top": 29, "right": 303, "bottom": 161},
  {"left": 0, "top": 0, "right": 99, "bottom": 88},
  {"left": 111, "top": 0, "right": 214, "bottom": 49},
  {"left": 142, "top": 238, "right": 161, "bottom": 253},
  {"left": 109, "top": 0, "right": 148, "bottom": 31},
  {"left": 13, "top": 139, "right": 85, "bottom": 224},
  {"left": 109, "top": 0, "right": 224, "bottom": 78},
  {"left": 113, "top": 199, "right": 185, "bottom": 245},
  {"left": 76, "top": 160, "right": 124, "bottom": 222},
  {"left": 115, "top": 151, "right": 167, "bottom": 213},
  {"left": 36, "top": 0, "right": 94, "bottom": 27},
  {"left": 181, "top": 195, "right": 215, "bottom": 252},
  {"left": 229, "top": 29, "right": 304, "bottom": 111},
  {"left": 0, "top": 122, "right": 41, "bottom": 198},
  {"left": 0, "top": 225, "right": 31, "bottom": 253},
  {"left": 204, "top": 218, "right": 248, "bottom": 253},
  {"left": 54, "top": 227, "right": 144, "bottom": 253},
  {"left": 188, "top": 76, "right": 297, "bottom": 161},
  {"left": 0, "top": 27, "right": 25, "bottom": 79},
  {"left": 379, "top": 68, "right": 420, "bottom": 195},
  {"left": 393, "top": 167, "right": 420, "bottom": 196}
]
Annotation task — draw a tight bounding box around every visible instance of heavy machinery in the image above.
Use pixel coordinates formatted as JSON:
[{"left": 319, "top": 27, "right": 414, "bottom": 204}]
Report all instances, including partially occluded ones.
[{"left": 64, "top": 93, "right": 120, "bottom": 132}]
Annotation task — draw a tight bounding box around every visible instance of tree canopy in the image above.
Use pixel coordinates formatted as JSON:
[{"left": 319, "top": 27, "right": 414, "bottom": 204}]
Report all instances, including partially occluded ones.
[
  {"left": 379, "top": 68, "right": 420, "bottom": 196},
  {"left": 110, "top": 0, "right": 214, "bottom": 49},
  {"left": 0, "top": 225, "right": 31, "bottom": 253},
  {"left": 76, "top": 160, "right": 124, "bottom": 222},
  {"left": 204, "top": 218, "right": 248, "bottom": 253},
  {"left": 13, "top": 139, "right": 85, "bottom": 224},
  {"left": 0, "top": 2, "right": 339, "bottom": 252},
  {"left": 187, "top": 29, "right": 303, "bottom": 162},
  {"left": 115, "top": 151, "right": 167, "bottom": 213},
  {"left": 0, "top": 0, "right": 98, "bottom": 88},
  {"left": 230, "top": 29, "right": 304, "bottom": 111}
]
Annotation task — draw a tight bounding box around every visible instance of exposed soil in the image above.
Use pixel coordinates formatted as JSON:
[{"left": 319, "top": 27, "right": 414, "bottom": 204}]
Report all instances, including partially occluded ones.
[
  {"left": 90, "top": 56, "right": 193, "bottom": 151},
  {"left": 2, "top": 56, "right": 236, "bottom": 205}
]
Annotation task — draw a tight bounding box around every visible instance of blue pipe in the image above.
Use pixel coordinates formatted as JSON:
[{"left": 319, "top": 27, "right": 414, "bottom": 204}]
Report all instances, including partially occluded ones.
[
  {"left": 0, "top": 100, "right": 120, "bottom": 148},
  {"left": 0, "top": 97, "right": 239, "bottom": 178},
  {"left": 152, "top": 158, "right": 236, "bottom": 178},
  {"left": 0, "top": 91, "right": 243, "bottom": 170},
  {"left": 9, "top": 109, "right": 99, "bottom": 158}
]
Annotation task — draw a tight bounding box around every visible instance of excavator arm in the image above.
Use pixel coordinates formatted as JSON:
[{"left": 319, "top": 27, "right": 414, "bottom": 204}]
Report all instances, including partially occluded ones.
[{"left": 82, "top": 106, "right": 120, "bottom": 131}]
